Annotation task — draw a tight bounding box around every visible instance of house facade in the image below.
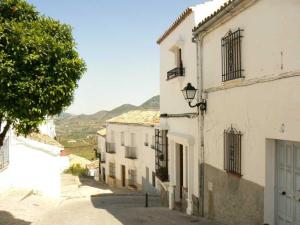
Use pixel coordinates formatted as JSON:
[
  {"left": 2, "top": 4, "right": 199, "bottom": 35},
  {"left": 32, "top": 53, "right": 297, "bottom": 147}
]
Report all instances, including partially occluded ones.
[
  {"left": 157, "top": 0, "right": 227, "bottom": 216},
  {"left": 191, "top": 0, "right": 300, "bottom": 224},
  {"left": 97, "top": 111, "right": 159, "bottom": 194},
  {"left": 0, "top": 119, "right": 65, "bottom": 197}
]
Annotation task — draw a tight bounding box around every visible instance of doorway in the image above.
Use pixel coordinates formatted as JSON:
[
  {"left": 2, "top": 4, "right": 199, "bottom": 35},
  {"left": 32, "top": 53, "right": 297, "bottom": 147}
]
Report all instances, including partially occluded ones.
[
  {"left": 276, "top": 140, "right": 300, "bottom": 225},
  {"left": 121, "top": 165, "right": 126, "bottom": 187},
  {"left": 102, "top": 168, "right": 106, "bottom": 182},
  {"left": 175, "top": 143, "right": 184, "bottom": 201}
]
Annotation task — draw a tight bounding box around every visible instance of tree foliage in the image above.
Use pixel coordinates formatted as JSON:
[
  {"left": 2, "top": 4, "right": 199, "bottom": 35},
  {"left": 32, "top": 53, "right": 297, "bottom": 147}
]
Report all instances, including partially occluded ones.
[{"left": 0, "top": 0, "right": 86, "bottom": 144}]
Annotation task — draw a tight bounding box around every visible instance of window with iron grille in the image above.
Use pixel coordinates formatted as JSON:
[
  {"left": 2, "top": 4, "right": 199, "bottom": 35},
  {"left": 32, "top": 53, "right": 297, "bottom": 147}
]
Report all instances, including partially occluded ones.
[
  {"left": 224, "top": 126, "right": 242, "bottom": 176},
  {"left": 155, "top": 129, "right": 169, "bottom": 182},
  {"left": 109, "top": 162, "right": 115, "bottom": 178},
  {"left": 128, "top": 169, "right": 137, "bottom": 187},
  {"left": 221, "top": 28, "right": 243, "bottom": 82},
  {"left": 0, "top": 137, "right": 9, "bottom": 170}
]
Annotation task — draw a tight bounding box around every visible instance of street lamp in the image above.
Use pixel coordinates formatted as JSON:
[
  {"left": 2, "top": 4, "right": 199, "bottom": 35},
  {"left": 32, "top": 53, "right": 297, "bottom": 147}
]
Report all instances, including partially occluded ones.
[{"left": 181, "top": 83, "right": 207, "bottom": 112}]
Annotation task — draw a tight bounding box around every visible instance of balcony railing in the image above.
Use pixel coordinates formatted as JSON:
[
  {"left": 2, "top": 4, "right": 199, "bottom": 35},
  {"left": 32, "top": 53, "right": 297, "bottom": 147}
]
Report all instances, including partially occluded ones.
[
  {"left": 125, "top": 146, "right": 137, "bottom": 159},
  {"left": 167, "top": 66, "right": 185, "bottom": 80},
  {"left": 106, "top": 142, "right": 116, "bottom": 154},
  {"left": 100, "top": 152, "right": 106, "bottom": 163}
]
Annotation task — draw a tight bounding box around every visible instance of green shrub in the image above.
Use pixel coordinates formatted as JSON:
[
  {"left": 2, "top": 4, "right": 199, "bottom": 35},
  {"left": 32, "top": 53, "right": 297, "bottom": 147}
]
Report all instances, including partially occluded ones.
[{"left": 64, "top": 164, "right": 88, "bottom": 177}]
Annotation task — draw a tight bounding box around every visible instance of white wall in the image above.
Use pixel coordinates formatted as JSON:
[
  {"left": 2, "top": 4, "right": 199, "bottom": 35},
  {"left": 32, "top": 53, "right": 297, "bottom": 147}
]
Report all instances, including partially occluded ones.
[
  {"left": 159, "top": 11, "right": 200, "bottom": 210},
  {"left": 0, "top": 133, "right": 62, "bottom": 197},
  {"left": 201, "top": 0, "right": 300, "bottom": 187},
  {"left": 102, "top": 123, "right": 157, "bottom": 191}
]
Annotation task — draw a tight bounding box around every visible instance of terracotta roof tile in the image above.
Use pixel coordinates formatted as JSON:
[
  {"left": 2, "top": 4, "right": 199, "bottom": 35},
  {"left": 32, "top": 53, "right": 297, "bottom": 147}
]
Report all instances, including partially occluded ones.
[
  {"left": 107, "top": 110, "right": 159, "bottom": 126},
  {"left": 193, "top": 0, "right": 237, "bottom": 33},
  {"left": 28, "top": 133, "right": 63, "bottom": 148},
  {"left": 97, "top": 128, "right": 107, "bottom": 136},
  {"left": 157, "top": 8, "right": 193, "bottom": 44}
]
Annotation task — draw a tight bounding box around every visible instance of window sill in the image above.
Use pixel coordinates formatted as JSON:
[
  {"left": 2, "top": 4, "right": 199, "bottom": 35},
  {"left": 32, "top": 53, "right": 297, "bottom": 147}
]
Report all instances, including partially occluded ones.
[
  {"left": 226, "top": 171, "right": 242, "bottom": 178},
  {"left": 222, "top": 77, "right": 245, "bottom": 86}
]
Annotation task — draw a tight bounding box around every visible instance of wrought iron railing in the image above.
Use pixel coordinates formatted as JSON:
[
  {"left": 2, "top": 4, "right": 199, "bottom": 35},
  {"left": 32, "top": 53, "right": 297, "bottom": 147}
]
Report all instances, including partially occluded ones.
[
  {"left": 106, "top": 142, "right": 116, "bottom": 154},
  {"left": 224, "top": 126, "right": 242, "bottom": 176},
  {"left": 125, "top": 146, "right": 137, "bottom": 159},
  {"left": 167, "top": 67, "right": 185, "bottom": 80},
  {"left": 155, "top": 129, "right": 169, "bottom": 182}
]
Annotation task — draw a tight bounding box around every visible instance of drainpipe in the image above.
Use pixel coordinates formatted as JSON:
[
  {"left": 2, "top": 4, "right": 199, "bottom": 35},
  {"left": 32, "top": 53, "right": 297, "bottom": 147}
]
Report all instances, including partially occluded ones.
[{"left": 193, "top": 31, "right": 206, "bottom": 217}]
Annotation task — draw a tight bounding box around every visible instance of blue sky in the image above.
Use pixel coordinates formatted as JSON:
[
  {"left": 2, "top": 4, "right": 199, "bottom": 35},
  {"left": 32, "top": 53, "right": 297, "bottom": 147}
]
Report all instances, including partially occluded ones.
[{"left": 27, "top": 0, "right": 205, "bottom": 115}]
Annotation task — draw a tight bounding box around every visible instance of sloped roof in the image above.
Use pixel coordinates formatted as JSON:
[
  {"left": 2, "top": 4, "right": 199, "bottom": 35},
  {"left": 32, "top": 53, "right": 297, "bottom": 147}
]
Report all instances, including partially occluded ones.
[
  {"left": 157, "top": 8, "right": 193, "bottom": 44},
  {"left": 97, "top": 128, "right": 107, "bottom": 137},
  {"left": 28, "top": 133, "right": 63, "bottom": 148},
  {"left": 107, "top": 110, "right": 160, "bottom": 126},
  {"left": 193, "top": 0, "right": 236, "bottom": 33}
]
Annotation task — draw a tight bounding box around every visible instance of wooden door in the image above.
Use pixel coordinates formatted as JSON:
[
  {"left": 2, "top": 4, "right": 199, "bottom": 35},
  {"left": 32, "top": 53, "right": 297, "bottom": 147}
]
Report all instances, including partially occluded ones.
[
  {"left": 121, "top": 165, "right": 126, "bottom": 187},
  {"left": 276, "top": 141, "right": 300, "bottom": 225}
]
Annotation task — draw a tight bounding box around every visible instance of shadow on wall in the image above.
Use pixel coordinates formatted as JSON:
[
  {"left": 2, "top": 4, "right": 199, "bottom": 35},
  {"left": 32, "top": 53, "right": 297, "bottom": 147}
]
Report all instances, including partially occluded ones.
[{"left": 0, "top": 211, "right": 31, "bottom": 225}]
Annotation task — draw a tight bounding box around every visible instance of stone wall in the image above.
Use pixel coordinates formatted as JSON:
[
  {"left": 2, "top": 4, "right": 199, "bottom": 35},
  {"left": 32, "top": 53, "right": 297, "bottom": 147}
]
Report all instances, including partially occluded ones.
[{"left": 204, "top": 164, "right": 264, "bottom": 225}]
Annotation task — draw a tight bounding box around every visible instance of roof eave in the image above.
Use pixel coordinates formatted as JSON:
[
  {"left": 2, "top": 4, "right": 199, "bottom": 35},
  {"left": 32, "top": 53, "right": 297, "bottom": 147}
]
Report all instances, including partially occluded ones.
[
  {"left": 157, "top": 8, "right": 193, "bottom": 45},
  {"left": 193, "top": 0, "right": 244, "bottom": 37}
]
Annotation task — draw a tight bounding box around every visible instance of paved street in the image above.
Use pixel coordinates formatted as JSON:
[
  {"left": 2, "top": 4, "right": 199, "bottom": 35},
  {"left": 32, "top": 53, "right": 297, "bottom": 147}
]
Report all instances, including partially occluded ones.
[{"left": 0, "top": 175, "right": 220, "bottom": 225}]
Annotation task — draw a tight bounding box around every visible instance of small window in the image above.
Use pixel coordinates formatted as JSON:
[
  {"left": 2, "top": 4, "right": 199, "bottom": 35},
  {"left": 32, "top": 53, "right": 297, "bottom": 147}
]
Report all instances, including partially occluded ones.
[
  {"left": 221, "top": 28, "right": 243, "bottom": 82},
  {"left": 109, "top": 162, "right": 116, "bottom": 178},
  {"left": 152, "top": 172, "right": 156, "bottom": 187},
  {"left": 130, "top": 133, "right": 135, "bottom": 147},
  {"left": 144, "top": 133, "right": 149, "bottom": 146},
  {"left": 128, "top": 169, "right": 137, "bottom": 188},
  {"left": 111, "top": 130, "right": 115, "bottom": 143},
  {"left": 167, "top": 47, "right": 185, "bottom": 80},
  {"left": 120, "top": 132, "right": 124, "bottom": 146},
  {"left": 0, "top": 137, "right": 9, "bottom": 170},
  {"left": 224, "top": 126, "right": 242, "bottom": 176},
  {"left": 151, "top": 135, "right": 155, "bottom": 149}
]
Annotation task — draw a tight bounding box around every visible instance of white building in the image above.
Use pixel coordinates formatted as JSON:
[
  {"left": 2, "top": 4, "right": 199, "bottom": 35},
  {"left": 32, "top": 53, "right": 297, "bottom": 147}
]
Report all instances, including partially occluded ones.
[
  {"left": 157, "top": 0, "right": 227, "bottom": 216},
  {"left": 97, "top": 110, "right": 159, "bottom": 194},
  {"left": 0, "top": 119, "right": 64, "bottom": 197},
  {"left": 192, "top": 0, "right": 300, "bottom": 224}
]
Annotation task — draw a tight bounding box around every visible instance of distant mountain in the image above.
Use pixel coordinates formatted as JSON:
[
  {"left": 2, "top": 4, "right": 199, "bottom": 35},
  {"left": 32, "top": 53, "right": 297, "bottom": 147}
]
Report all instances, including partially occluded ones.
[
  {"left": 139, "top": 95, "right": 159, "bottom": 109},
  {"left": 55, "top": 95, "right": 160, "bottom": 141}
]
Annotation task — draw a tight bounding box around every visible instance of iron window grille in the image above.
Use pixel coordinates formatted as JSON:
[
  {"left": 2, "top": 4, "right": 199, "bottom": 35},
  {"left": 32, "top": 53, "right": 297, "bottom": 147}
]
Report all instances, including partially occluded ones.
[
  {"left": 109, "top": 162, "right": 116, "bottom": 178},
  {"left": 155, "top": 129, "right": 169, "bottom": 182},
  {"left": 221, "top": 28, "right": 243, "bottom": 82},
  {"left": 128, "top": 169, "right": 137, "bottom": 188},
  {"left": 106, "top": 142, "right": 116, "bottom": 154},
  {"left": 0, "top": 137, "right": 9, "bottom": 170},
  {"left": 224, "top": 126, "right": 242, "bottom": 176}
]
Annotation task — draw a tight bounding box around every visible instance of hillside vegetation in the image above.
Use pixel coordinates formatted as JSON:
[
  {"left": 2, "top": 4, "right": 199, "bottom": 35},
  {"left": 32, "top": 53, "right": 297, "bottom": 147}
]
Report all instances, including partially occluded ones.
[{"left": 55, "top": 95, "right": 160, "bottom": 160}]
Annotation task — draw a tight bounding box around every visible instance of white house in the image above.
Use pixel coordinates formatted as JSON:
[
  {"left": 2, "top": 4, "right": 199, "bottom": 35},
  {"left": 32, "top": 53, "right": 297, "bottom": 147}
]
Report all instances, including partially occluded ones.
[
  {"left": 97, "top": 110, "right": 160, "bottom": 194},
  {"left": 190, "top": 0, "right": 300, "bottom": 224},
  {"left": 156, "top": 0, "right": 227, "bottom": 216},
  {"left": 0, "top": 119, "right": 65, "bottom": 197}
]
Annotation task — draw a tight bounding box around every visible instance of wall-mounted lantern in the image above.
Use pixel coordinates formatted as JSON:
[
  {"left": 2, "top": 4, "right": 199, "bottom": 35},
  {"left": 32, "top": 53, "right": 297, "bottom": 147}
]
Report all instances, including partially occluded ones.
[{"left": 181, "top": 83, "right": 206, "bottom": 112}]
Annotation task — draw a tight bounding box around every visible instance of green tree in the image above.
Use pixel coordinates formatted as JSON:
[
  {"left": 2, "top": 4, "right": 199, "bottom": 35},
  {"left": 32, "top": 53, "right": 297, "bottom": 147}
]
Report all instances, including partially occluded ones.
[{"left": 0, "top": 0, "right": 86, "bottom": 145}]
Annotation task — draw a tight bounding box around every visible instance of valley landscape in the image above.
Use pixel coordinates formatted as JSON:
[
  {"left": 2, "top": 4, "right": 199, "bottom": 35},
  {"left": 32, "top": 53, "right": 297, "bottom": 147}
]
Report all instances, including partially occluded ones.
[{"left": 55, "top": 95, "right": 159, "bottom": 160}]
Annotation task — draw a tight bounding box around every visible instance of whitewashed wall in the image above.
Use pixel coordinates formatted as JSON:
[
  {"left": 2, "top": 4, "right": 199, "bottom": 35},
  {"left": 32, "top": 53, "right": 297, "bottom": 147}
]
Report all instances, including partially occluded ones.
[
  {"left": 202, "top": 0, "right": 300, "bottom": 188},
  {"left": 0, "top": 133, "right": 63, "bottom": 197},
  {"left": 159, "top": 11, "right": 200, "bottom": 213},
  {"left": 103, "top": 123, "right": 157, "bottom": 192}
]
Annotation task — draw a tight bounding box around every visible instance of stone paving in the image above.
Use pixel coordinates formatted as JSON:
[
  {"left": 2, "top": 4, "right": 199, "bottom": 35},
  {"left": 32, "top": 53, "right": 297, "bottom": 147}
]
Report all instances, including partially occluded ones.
[{"left": 0, "top": 175, "right": 220, "bottom": 225}]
